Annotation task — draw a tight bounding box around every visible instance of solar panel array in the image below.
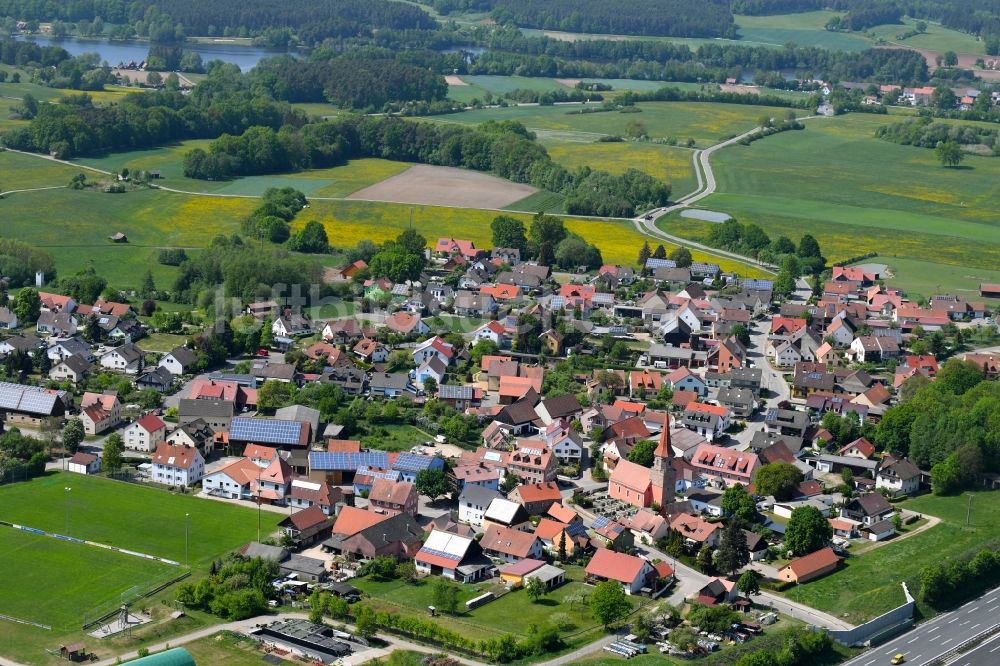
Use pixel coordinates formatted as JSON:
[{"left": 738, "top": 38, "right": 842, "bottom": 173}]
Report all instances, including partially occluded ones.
[
  {"left": 740, "top": 278, "right": 774, "bottom": 290},
  {"left": 357, "top": 466, "right": 401, "bottom": 482},
  {"left": 420, "top": 547, "right": 461, "bottom": 561},
  {"left": 0, "top": 381, "right": 58, "bottom": 414},
  {"left": 550, "top": 296, "right": 565, "bottom": 309},
  {"left": 309, "top": 451, "right": 389, "bottom": 471},
  {"left": 645, "top": 258, "right": 677, "bottom": 269},
  {"left": 394, "top": 453, "right": 438, "bottom": 473},
  {"left": 591, "top": 293, "right": 615, "bottom": 305},
  {"left": 592, "top": 515, "right": 611, "bottom": 530},
  {"left": 230, "top": 418, "right": 304, "bottom": 445},
  {"left": 691, "top": 262, "right": 720, "bottom": 275},
  {"left": 438, "top": 385, "right": 473, "bottom": 400}
]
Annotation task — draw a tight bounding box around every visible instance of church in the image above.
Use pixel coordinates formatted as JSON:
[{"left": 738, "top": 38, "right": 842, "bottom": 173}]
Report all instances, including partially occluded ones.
[{"left": 608, "top": 419, "right": 676, "bottom": 511}]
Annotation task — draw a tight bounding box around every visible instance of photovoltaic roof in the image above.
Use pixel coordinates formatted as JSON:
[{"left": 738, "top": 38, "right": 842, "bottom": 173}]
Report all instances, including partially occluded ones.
[
  {"left": 0, "top": 381, "right": 58, "bottom": 414},
  {"left": 645, "top": 258, "right": 677, "bottom": 269},
  {"left": 393, "top": 453, "right": 438, "bottom": 473},
  {"left": 740, "top": 278, "right": 774, "bottom": 290},
  {"left": 309, "top": 451, "right": 389, "bottom": 471},
  {"left": 229, "top": 417, "right": 303, "bottom": 446}
]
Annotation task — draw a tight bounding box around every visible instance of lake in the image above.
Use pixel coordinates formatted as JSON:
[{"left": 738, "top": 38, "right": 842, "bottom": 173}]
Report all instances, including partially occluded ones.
[{"left": 16, "top": 35, "right": 285, "bottom": 71}]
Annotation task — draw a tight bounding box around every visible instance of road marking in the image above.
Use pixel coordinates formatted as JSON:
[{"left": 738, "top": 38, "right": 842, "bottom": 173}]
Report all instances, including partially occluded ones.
[
  {"left": 968, "top": 606, "right": 980, "bottom": 613},
  {"left": 988, "top": 605, "right": 999, "bottom": 612},
  {"left": 949, "top": 618, "right": 959, "bottom": 624},
  {"left": 928, "top": 626, "right": 941, "bottom": 633},
  {"left": 991, "top": 643, "right": 1000, "bottom": 652},
  {"left": 961, "top": 620, "right": 971, "bottom": 626},
  {"left": 942, "top": 638, "right": 954, "bottom": 645},
  {"left": 908, "top": 637, "right": 919, "bottom": 643},
  {"left": 862, "top": 660, "right": 876, "bottom": 666},
  {"left": 971, "top": 624, "right": 981, "bottom": 631}
]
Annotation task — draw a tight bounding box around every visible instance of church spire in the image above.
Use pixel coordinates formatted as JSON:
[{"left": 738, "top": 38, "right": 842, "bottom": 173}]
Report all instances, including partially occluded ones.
[{"left": 654, "top": 413, "right": 672, "bottom": 459}]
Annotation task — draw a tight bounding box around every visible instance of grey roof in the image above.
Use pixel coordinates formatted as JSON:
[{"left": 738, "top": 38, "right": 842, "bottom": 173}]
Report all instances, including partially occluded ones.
[
  {"left": 166, "top": 346, "right": 198, "bottom": 367},
  {"left": 243, "top": 541, "right": 289, "bottom": 561},
  {"left": 853, "top": 492, "right": 893, "bottom": 517},
  {"left": 138, "top": 366, "right": 174, "bottom": 386},
  {"left": 353, "top": 512, "right": 423, "bottom": 545},
  {"left": 370, "top": 372, "right": 412, "bottom": 391},
  {"left": 275, "top": 405, "right": 321, "bottom": 436},
  {"left": 0, "top": 381, "right": 62, "bottom": 415},
  {"left": 179, "top": 398, "right": 234, "bottom": 418},
  {"left": 57, "top": 355, "right": 91, "bottom": 374},
  {"left": 52, "top": 337, "right": 90, "bottom": 357},
  {"left": 2, "top": 334, "right": 44, "bottom": 353},
  {"left": 717, "top": 387, "right": 755, "bottom": 407},
  {"left": 283, "top": 553, "right": 328, "bottom": 577},
  {"left": 109, "top": 342, "right": 142, "bottom": 363},
  {"left": 0, "top": 307, "right": 15, "bottom": 324},
  {"left": 459, "top": 484, "right": 503, "bottom": 506}
]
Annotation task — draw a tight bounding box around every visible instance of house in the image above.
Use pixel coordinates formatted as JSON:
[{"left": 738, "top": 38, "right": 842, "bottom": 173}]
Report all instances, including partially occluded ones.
[
  {"left": 412, "top": 336, "right": 455, "bottom": 366},
  {"left": 79, "top": 391, "right": 122, "bottom": 435},
  {"left": 66, "top": 452, "right": 100, "bottom": 475},
  {"left": 368, "top": 478, "right": 418, "bottom": 517},
  {"left": 167, "top": 418, "right": 217, "bottom": 456},
  {"left": 777, "top": 547, "right": 839, "bottom": 583},
  {"left": 38, "top": 292, "right": 77, "bottom": 313},
  {"left": 123, "top": 413, "right": 167, "bottom": 452},
  {"left": 544, "top": 421, "right": 584, "bottom": 463},
  {"left": 682, "top": 403, "right": 731, "bottom": 441},
  {"left": 472, "top": 320, "right": 508, "bottom": 348},
  {"left": 36, "top": 311, "right": 78, "bottom": 337},
  {"left": 453, "top": 463, "right": 500, "bottom": 491},
  {"left": 136, "top": 366, "right": 174, "bottom": 392},
  {"left": 483, "top": 497, "right": 532, "bottom": 532},
  {"left": 253, "top": 457, "right": 294, "bottom": 504},
  {"left": 46, "top": 337, "right": 93, "bottom": 363},
  {"left": 0, "top": 307, "right": 18, "bottom": 330},
  {"left": 158, "top": 346, "right": 199, "bottom": 376},
  {"left": 685, "top": 488, "right": 724, "bottom": 517},
  {"left": 178, "top": 398, "right": 234, "bottom": 433},
  {"left": 99, "top": 343, "right": 143, "bottom": 375},
  {"left": 535, "top": 394, "right": 583, "bottom": 426},
  {"left": 49, "top": 355, "right": 91, "bottom": 382},
  {"left": 696, "top": 577, "right": 739, "bottom": 606},
  {"left": 385, "top": 311, "right": 429, "bottom": 337},
  {"left": 690, "top": 443, "right": 759, "bottom": 486},
  {"left": 716, "top": 387, "right": 755, "bottom": 419},
  {"left": 841, "top": 493, "right": 894, "bottom": 526},
  {"left": 480, "top": 524, "right": 544, "bottom": 563},
  {"left": 667, "top": 367, "right": 707, "bottom": 397},
  {"left": 333, "top": 512, "right": 423, "bottom": 562},
  {"left": 534, "top": 519, "right": 587, "bottom": 557},
  {"left": 670, "top": 513, "right": 722, "bottom": 548},
  {"left": 585, "top": 548, "right": 656, "bottom": 595},
  {"left": 272, "top": 311, "right": 312, "bottom": 338},
  {"left": 838, "top": 437, "right": 875, "bottom": 459},
  {"left": 437, "top": 384, "right": 479, "bottom": 411},
  {"left": 744, "top": 530, "right": 769, "bottom": 561},
  {"left": 415, "top": 529, "right": 492, "bottom": 582},
  {"left": 625, "top": 509, "right": 670, "bottom": 543},
  {"left": 876, "top": 456, "right": 922, "bottom": 497},
  {"left": 353, "top": 338, "right": 389, "bottom": 364},
  {"left": 538, "top": 329, "right": 564, "bottom": 356},
  {"left": 288, "top": 479, "right": 343, "bottom": 515},
  {"left": 369, "top": 373, "right": 416, "bottom": 399},
  {"left": 763, "top": 408, "right": 810, "bottom": 438},
  {"left": 458, "top": 485, "right": 503, "bottom": 527},
  {"left": 861, "top": 519, "right": 896, "bottom": 542},
  {"left": 202, "top": 457, "right": 261, "bottom": 500},
  {"left": 592, "top": 519, "right": 634, "bottom": 551},
  {"left": 414, "top": 356, "right": 447, "bottom": 388},
  {"left": 850, "top": 336, "right": 900, "bottom": 363},
  {"left": 507, "top": 445, "right": 557, "bottom": 484},
  {"left": 279, "top": 505, "right": 334, "bottom": 548},
  {"left": 508, "top": 481, "right": 562, "bottom": 515},
  {"left": 151, "top": 442, "right": 205, "bottom": 486}
]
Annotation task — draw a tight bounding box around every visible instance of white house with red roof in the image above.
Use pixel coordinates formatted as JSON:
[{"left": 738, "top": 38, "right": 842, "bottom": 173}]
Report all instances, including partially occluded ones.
[
  {"left": 585, "top": 548, "right": 655, "bottom": 594},
  {"left": 123, "top": 413, "right": 167, "bottom": 452},
  {"left": 79, "top": 391, "right": 121, "bottom": 435},
  {"left": 412, "top": 336, "right": 455, "bottom": 366},
  {"left": 385, "top": 311, "right": 429, "bottom": 337},
  {"left": 253, "top": 457, "right": 294, "bottom": 504},
  {"left": 38, "top": 292, "right": 77, "bottom": 313},
  {"left": 203, "top": 457, "right": 260, "bottom": 499},
  {"left": 151, "top": 442, "right": 205, "bottom": 486},
  {"left": 472, "top": 320, "right": 508, "bottom": 348},
  {"left": 435, "top": 238, "right": 481, "bottom": 260},
  {"left": 681, "top": 402, "right": 731, "bottom": 441},
  {"left": 666, "top": 367, "right": 707, "bottom": 397},
  {"left": 690, "top": 442, "right": 759, "bottom": 486}
]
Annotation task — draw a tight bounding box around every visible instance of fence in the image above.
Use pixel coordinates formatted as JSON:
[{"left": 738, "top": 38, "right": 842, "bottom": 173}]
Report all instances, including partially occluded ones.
[
  {"left": 82, "top": 571, "right": 191, "bottom": 629},
  {"left": 828, "top": 583, "right": 915, "bottom": 647}
]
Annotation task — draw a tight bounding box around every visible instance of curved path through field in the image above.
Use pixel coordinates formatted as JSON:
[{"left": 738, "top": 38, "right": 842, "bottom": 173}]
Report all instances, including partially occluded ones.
[{"left": 630, "top": 115, "right": 824, "bottom": 275}]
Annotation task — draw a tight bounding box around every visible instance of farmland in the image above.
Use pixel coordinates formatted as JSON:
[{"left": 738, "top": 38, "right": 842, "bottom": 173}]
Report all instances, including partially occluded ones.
[
  {"left": 734, "top": 12, "right": 872, "bottom": 51},
  {"left": 0, "top": 472, "right": 282, "bottom": 664},
  {"left": 659, "top": 112, "right": 1000, "bottom": 297},
  {"left": 783, "top": 490, "right": 1000, "bottom": 624}
]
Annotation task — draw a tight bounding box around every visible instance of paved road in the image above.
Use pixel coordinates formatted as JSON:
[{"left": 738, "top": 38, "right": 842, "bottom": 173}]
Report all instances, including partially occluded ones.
[
  {"left": 841, "top": 587, "right": 1000, "bottom": 666},
  {"left": 948, "top": 632, "right": 1000, "bottom": 666}
]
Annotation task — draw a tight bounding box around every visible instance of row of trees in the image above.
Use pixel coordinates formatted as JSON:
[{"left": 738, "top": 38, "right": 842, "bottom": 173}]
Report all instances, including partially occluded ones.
[
  {"left": 877, "top": 117, "right": 999, "bottom": 154},
  {"left": 182, "top": 116, "right": 671, "bottom": 217}
]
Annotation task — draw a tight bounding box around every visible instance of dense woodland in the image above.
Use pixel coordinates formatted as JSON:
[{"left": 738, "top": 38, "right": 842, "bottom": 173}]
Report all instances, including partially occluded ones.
[
  {"left": 877, "top": 117, "right": 1000, "bottom": 153},
  {"left": 182, "top": 117, "right": 671, "bottom": 217}
]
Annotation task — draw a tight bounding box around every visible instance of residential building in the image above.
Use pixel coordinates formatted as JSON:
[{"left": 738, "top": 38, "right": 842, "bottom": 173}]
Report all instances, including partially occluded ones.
[
  {"left": 480, "top": 524, "right": 544, "bottom": 563},
  {"left": 415, "top": 529, "right": 492, "bottom": 582},
  {"left": 158, "top": 346, "right": 199, "bottom": 376},
  {"left": 123, "top": 413, "right": 167, "bottom": 452},
  {"left": 458, "top": 485, "right": 503, "bottom": 527},
  {"left": 508, "top": 481, "right": 562, "bottom": 515},
  {"left": 280, "top": 505, "right": 334, "bottom": 547},
  {"left": 690, "top": 443, "right": 759, "bottom": 486},
  {"left": 368, "top": 478, "right": 418, "bottom": 517},
  {"left": 841, "top": 494, "right": 894, "bottom": 526},
  {"left": 876, "top": 456, "right": 922, "bottom": 496},
  {"left": 49, "top": 355, "right": 91, "bottom": 382},
  {"left": 67, "top": 452, "right": 100, "bottom": 475},
  {"left": 777, "top": 547, "right": 839, "bottom": 584},
  {"left": 79, "top": 391, "right": 122, "bottom": 435},
  {"left": 682, "top": 402, "right": 731, "bottom": 441},
  {"left": 585, "top": 548, "right": 656, "bottom": 595},
  {"left": 506, "top": 445, "right": 557, "bottom": 484},
  {"left": 99, "top": 342, "right": 143, "bottom": 374},
  {"left": 151, "top": 442, "right": 204, "bottom": 486}
]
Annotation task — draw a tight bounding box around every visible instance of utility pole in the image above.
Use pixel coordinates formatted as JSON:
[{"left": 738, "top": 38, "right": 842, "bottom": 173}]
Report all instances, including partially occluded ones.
[
  {"left": 64, "top": 487, "right": 71, "bottom": 535},
  {"left": 185, "top": 513, "right": 190, "bottom": 567}
]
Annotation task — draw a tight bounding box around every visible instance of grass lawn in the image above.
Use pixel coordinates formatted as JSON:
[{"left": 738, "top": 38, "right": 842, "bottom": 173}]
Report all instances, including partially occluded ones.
[
  {"left": 361, "top": 423, "right": 434, "bottom": 452},
  {"left": 782, "top": 490, "right": 1000, "bottom": 624},
  {"left": 867, "top": 18, "right": 986, "bottom": 54},
  {"left": 659, "top": 112, "right": 1000, "bottom": 291},
  {"left": 136, "top": 332, "right": 190, "bottom": 353},
  {"left": 154, "top": 630, "right": 269, "bottom": 665},
  {"left": 1, "top": 150, "right": 85, "bottom": 190},
  {"left": 866, "top": 256, "right": 1000, "bottom": 303},
  {"left": 355, "top": 564, "right": 636, "bottom": 641}
]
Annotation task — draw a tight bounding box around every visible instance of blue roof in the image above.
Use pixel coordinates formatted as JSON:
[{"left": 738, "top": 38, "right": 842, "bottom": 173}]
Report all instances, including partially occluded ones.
[
  {"left": 592, "top": 515, "right": 611, "bottom": 529},
  {"left": 645, "top": 258, "right": 677, "bottom": 269},
  {"left": 393, "top": 453, "right": 443, "bottom": 473},
  {"left": 229, "top": 417, "right": 304, "bottom": 446},
  {"left": 310, "top": 451, "right": 389, "bottom": 471}
]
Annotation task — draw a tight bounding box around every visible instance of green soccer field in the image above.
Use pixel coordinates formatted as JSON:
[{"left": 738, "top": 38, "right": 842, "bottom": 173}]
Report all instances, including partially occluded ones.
[{"left": 0, "top": 472, "right": 283, "bottom": 568}]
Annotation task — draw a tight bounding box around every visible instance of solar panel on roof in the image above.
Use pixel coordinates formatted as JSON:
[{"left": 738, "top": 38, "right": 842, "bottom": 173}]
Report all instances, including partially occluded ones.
[
  {"left": 645, "top": 258, "right": 677, "bottom": 269},
  {"left": 310, "top": 451, "right": 389, "bottom": 471},
  {"left": 0, "top": 384, "right": 22, "bottom": 410},
  {"left": 230, "top": 418, "right": 303, "bottom": 446},
  {"left": 420, "top": 547, "right": 461, "bottom": 561},
  {"left": 17, "top": 391, "right": 56, "bottom": 414},
  {"left": 592, "top": 515, "right": 611, "bottom": 529},
  {"left": 394, "top": 453, "right": 437, "bottom": 472},
  {"left": 740, "top": 278, "right": 774, "bottom": 290},
  {"left": 550, "top": 296, "right": 565, "bottom": 308}
]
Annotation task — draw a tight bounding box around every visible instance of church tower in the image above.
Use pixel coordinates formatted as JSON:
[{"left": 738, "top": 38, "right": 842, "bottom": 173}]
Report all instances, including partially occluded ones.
[{"left": 651, "top": 415, "right": 676, "bottom": 513}]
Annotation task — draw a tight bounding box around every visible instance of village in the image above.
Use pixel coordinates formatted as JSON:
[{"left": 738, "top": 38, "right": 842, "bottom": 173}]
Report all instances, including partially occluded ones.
[{"left": 1, "top": 236, "right": 999, "bottom": 665}]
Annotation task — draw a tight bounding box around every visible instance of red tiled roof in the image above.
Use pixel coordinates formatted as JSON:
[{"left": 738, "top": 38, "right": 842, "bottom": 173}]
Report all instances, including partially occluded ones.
[
  {"left": 482, "top": 524, "right": 540, "bottom": 558},
  {"left": 332, "top": 506, "right": 391, "bottom": 536},
  {"left": 243, "top": 444, "right": 278, "bottom": 460},
  {"left": 513, "top": 481, "right": 561, "bottom": 504},
  {"left": 585, "top": 548, "right": 648, "bottom": 584},
  {"left": 327, "top": 439, "right": 362, "bottom": 453},
  {"left": 152, "top": 442, "right": 200, "bottom": 469},
  {"left": 780, "top": 546, "right": 839, "bottom": 579},
  {"left": 135, "top": 413, "right": 166, "bottom": 433},
  {"left": 369, "top": 478, "right": 415, "bottom": 507}
]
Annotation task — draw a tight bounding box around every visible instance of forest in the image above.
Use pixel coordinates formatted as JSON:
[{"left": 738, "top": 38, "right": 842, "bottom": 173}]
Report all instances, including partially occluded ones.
[
  {"left": 251, "top": 56, "right": 447, "bottom": 109},
  {"left": 876, "top": 117, "right": 1000, "bottom": 153},
  {"left": 0, "top": 0, "right": 436, "bottom": 44},
  {"left": 182, "top": 116, "right": 671, "bottom": 217},
  {"left": 488, "top": 0, "right": 735, "bottom": 38}
]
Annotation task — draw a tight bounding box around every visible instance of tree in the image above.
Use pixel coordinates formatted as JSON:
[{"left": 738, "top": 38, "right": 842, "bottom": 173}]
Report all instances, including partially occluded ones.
[
  {"left": 259, "top": 318, "right": 275, "bottom": 349},
  {"left": 935, "top": 141, "right": 964, "bottom": 168},
  {"left": 103, "top": 433, "right": 124, "bottom": 473},
  {"left": 797, "top": 234, "right": 821, "bottom": 259},
  {"left": 652, "top": 244, "right": 666, "bottom": 259},
  {"left": 354, "top": 604, "right": 378, "bottom": 638},
  {"left": 637, "top": 241, "right": 651, "bottom": 268},
  {"left": 431, "top": 578, "right": 459, "bottom": 614},
  {"left": 668, "top": 246, "right": 693, "bottom": 268},
  {"left": 491, "top": 215, "right": 527, "bottom": 252},
  {"left": 696, "top": 543, "right": 715, "bottom": 573},
  {"left": 589, "top": 580, "right": 630, "bottom": 627},
  {"left": 415, "top": 467, "right": 452, "bottom": 502},
  {"left": 943, "top": 50, "right": 958, "bottom": 67},
  {"left": 525, "top": 575, "right": 546, "bottom": 602},
  {"left": 730, "top": 324, "right": 751, "bottom": 347},
  {"left": 557, "top": 529, "right": 568, "bottom": 563},
  {"left": 62, "top": 419, "right": 85, "bottom": 454},
  {"left": 257, "top": 379, "right": 294, "bottom": 411},
  {"left": 721, "top": 483, "right": 758, "bottom": 522},
  {"left": 628, "top": 439, "right": 657, "bottom": 467},
  {"left": 785, "top": 505, "right": 832, "bottom": 555},
  {"left": 715, "top": 521, "right": 750, "bottom": 575},
  {"left": 287, "top": 220, "right": 330, "bottom": 253},
  {"left": 736, "top": 570, "right": 760, "bottom": 598},
  {"left": 362, "top": 555, "right": 398, "bottom": 580},
  {"left": 395, "top": 560, "right": 417, "bottom": 583},
  {"left": 753, "top": 462, "right": 803, "bottom": 501},
  {"left": 529, "top": 214, "right": 567, "bottom": 250},
  {"left": 13, "top": 288, "right": 41, "bottom": 323},
  {"left": 624, "top": 119, "right": 648, "bottom": 139},
  {"left": 146, "top": 71, "right": 163, "bottom": 86},
  {"left": 140, "top": 270, "right": 157, "bottom": 299}
]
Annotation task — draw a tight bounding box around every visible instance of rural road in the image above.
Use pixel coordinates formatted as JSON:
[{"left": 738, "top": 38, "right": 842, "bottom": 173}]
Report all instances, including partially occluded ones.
[{"left": 841, "top": 585, "right": 1000, "bottom": 666}]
